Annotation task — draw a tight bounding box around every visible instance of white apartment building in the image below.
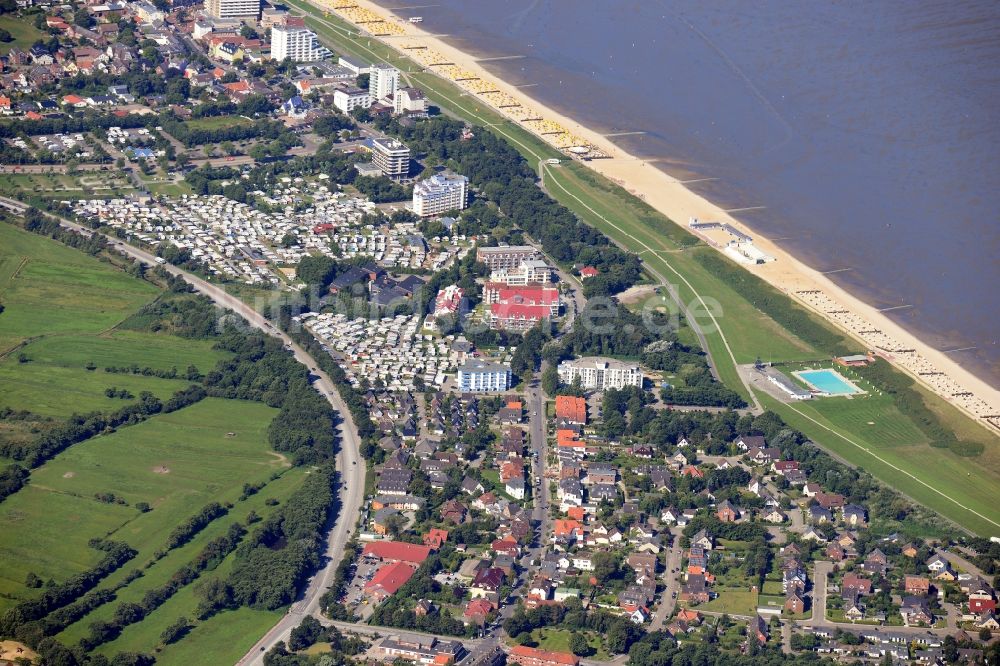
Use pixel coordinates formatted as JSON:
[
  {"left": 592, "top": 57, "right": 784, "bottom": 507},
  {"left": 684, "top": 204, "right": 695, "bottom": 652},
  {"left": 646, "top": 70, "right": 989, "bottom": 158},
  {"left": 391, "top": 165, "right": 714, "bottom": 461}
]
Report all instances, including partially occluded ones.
[
  {"left": 489, "top": 259, "right": 553, "bottom": 285},
  {"left": 393, "top": 87, "right": 427, "bottom": 115},
  {"left": 369, "top": 63, "right": 399, "bottom": 101},
  {"left": 557, "top": 357, "right": 643, "bottom": 390},
  {"left": 271, "top": 21, "right": 331, "bottom": 62},
  {"left": 332, "top": 85, "right": 372, "bottom": 114},
  {"left": 204, "top": 0, "right": 260, "bottom": 20},
  {"left": 370, "top": 137, "right": 410, "bottom": 179},
  {"left": 475, "top": 245, "right": 540, "bottom": 272},
  {"left": 457, "top": 359, "right": 511, "bottom": 393},
  {"left": 412, "top": 173, "right": 468, "bottom": 217}
]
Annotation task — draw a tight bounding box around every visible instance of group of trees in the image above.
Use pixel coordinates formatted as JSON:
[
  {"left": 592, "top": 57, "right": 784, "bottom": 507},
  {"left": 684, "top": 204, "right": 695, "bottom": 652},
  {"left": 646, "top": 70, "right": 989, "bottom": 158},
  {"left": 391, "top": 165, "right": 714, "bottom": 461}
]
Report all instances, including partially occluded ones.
[
  {"left": 197, "top": 465, "right": 338, "bottom": 614},
  {"left": 0, "top": 540, "right": 136, "bottom": 638},
  {"left": 503, "top": 598, "right": 643, "bottom": 654}
]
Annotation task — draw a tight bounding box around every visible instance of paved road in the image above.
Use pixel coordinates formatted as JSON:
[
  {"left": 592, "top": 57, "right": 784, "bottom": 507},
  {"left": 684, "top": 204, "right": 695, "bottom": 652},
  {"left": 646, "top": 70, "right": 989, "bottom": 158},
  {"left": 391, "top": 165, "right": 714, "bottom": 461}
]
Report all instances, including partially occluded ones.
[
  {"left": 3, "top": 201, "right": 369, "bottom": 665},
  {"left": 649, "top": 527, "right": 684, "bottom": 631}
]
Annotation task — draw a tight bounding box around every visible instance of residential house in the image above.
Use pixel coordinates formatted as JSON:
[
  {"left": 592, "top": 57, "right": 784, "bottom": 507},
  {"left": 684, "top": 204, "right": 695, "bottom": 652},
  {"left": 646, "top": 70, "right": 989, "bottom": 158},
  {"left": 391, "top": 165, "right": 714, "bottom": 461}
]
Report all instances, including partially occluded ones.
[
  {"left": 904, "top": 576, "right": 930, "bottom": 596},
  {"left": 470, "top": 567, "right": 506, "bottom": 599}
]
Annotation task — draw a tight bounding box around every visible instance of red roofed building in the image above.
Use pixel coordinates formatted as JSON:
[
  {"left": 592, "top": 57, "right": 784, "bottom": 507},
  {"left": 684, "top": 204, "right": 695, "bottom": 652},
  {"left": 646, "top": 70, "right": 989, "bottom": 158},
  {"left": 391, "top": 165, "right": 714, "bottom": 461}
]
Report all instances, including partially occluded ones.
[
  {"left": 483, "top": 283, "right": 560, "bottom": 331},
  {"left": 464, "top": 598, "right": 495, "bottom": 625},
  {"left": 365, "top": 561, "right": 416, "bottom": 602},
  {"left": 422, "top": 528, "right": 449, "bottom": 549},
  {"left": 555, "top": 395, "right": 587, "bottom": 424},
  {"left": 492, "top": 537, "right": 520, "bottom": 557},
  {"left": 362, "top": 540, "right": 432, "bottom": 565},
  {"left": 508, "top": 645, "right": 579, "bottom": 666},
  {"left": 579, "top": 266, "right": 598, "bottom": 279}
]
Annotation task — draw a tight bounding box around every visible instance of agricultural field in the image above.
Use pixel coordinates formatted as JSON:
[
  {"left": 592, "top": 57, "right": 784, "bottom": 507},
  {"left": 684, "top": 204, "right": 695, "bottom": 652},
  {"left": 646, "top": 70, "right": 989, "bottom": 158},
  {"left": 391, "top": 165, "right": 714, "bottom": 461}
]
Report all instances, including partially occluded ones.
[
  {"left": 0, "top": 221, "right": 322, "bottom": 661},
  {"left": 0, "top": 398, "right": 283, "bottom": 613}
]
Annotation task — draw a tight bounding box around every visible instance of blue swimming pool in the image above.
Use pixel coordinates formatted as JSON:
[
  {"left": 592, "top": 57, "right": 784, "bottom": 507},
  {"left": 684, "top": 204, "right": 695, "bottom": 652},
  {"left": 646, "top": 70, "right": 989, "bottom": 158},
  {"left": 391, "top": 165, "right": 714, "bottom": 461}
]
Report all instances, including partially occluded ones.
[{"left": 795, "top": 369, "right": 863, "bottom": 396}]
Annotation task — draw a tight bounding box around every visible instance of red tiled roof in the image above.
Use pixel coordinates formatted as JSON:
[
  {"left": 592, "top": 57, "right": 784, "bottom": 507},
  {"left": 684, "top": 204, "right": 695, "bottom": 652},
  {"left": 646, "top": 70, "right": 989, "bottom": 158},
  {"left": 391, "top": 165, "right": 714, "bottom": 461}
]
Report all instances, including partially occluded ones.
[
  {"left": 362, "top": 540, "right": 432, "bottom": 564},
  {"left": 365, "top": 561, "right": 415, "bottom": 596},
  {"left": 555, "top": 395, "right": 586, "bottom": 424}
]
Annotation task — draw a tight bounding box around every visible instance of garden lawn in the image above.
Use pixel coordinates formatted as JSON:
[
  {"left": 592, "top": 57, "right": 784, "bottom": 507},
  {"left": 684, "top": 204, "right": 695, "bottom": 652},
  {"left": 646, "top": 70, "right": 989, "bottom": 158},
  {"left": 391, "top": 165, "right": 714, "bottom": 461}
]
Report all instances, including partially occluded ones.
[{"left": 0, "top": 15, "right": 47, "bottom": 55}]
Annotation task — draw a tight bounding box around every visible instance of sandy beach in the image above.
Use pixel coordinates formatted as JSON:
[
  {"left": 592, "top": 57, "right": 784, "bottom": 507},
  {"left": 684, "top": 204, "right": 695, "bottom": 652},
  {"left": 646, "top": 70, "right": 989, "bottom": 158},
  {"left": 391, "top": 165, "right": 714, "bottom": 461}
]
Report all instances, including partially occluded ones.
[{"left": 316, "top": 0, "right": 1000, "bottom": 430}]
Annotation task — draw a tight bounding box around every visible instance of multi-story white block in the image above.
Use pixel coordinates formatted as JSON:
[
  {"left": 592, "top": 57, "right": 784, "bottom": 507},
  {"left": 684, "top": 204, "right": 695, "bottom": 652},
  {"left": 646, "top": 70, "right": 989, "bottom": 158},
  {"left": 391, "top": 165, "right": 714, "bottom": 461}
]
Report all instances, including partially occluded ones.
[
  {"left": 271, "top": 18, "right": 331, "bottom": 62},
  {"left": 393, "top": 87, "right": 427, "bottom": 115},
  {"left": 369, "top": 63, "right": 399, "bottom": 101},
  {"left": 457, "top": 359, "right": 511, "bottom": 392},
  {"left": 413, "top": 173, "right": 468, "bottom": 217},
  {"left": 370, "top": 137, "right": 410, "bottom": 179},
  {"left": 204, "top": 0, "right": 260, "bottom": 20},
  {"left": 489, "top": 259, "right": 554, "bottom": 285},
  {"left": 332, "top": 85, "right": 372, "bottom": 114},
  {"left": 557, "top": 357, "right": 643, "bottom": 390}
]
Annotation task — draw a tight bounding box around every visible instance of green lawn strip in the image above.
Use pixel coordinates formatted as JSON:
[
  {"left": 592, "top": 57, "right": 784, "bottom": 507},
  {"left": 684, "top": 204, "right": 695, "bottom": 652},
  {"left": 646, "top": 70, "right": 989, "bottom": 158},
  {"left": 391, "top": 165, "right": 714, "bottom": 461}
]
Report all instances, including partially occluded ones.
[
  {"left": 0, "top": 221, "right": 159, "bottom": 350},
  {"left": 525, "top": 628, "right": 609, "bottom": 660},
  {"left": 153, "top": 606, "right": 283, "bottom": 666},
  {"left": 0, "top": 361, "right": 196, "bottom": 418},
  {"left": 61, "top": 468, "right": 308, "bottom": 654},
  {"left": 0, "top": 399, "right": 281, "bottom": 615},
  {"left": 183, "top": 116, "right": 253, "bottom": 131},
  {"left": 0, "top": 486, "right": 135, "bottom": 614},
  {"left": 762, "top": 394, "right": 1000, "bottom": 536},
  {"left": 12, "top": 331, "right": 230, "bottom": 375},
  {"left": 0, "top": 15, "right": 47, "bottom": 55}
]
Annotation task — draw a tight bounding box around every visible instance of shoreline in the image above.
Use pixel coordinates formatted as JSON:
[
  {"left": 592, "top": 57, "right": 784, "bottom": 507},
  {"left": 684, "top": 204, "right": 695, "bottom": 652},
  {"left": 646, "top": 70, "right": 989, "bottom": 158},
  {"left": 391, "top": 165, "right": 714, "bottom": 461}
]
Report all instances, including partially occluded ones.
[{"left": 317, "top": 0, "right": 1000, "bottom": 432}]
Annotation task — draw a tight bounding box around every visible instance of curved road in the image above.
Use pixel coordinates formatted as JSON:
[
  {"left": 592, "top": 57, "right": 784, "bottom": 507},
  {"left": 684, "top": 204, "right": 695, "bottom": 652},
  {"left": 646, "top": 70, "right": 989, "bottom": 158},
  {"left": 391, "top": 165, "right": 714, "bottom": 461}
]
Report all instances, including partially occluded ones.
[{"left": 6, "top": 201, "right": 368, "bottom": 664}]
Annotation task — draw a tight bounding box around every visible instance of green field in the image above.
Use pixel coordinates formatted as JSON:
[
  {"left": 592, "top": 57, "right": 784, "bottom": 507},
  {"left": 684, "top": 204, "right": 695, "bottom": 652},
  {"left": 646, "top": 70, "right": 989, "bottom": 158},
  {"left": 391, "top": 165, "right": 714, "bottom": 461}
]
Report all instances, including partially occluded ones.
[
  {"left": 0, "top": 399, "right": 282, "bottom": 612},
  {"left": 0, "top": 14, "right": 47, "bottom": 55},
  {"left": 0, "top": 173, "right": 134, "bottom": 200},
  {"left": 517, "top": 628, "right": 609, "bottom": 660},
  {"left": 0, "top": 222, "right": 158, "bottom": 351}
]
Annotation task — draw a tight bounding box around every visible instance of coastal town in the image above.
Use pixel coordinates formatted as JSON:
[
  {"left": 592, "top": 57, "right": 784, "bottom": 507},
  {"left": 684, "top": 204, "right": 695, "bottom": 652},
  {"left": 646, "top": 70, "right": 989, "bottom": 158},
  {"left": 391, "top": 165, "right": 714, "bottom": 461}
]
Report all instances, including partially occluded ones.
[{"left": 0, "top": 2, "right": 998, "bottom": 666}]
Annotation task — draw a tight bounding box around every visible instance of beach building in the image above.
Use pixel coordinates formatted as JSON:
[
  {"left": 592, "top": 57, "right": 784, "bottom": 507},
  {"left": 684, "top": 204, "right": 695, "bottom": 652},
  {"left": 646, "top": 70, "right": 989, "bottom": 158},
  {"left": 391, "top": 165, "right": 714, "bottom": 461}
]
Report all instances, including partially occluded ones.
[
  {"left": 393, "top": 87, "right": 428, "bottom": 115},
  {"left": 270, "top": 18, "right": 331, "bottom": 62},
  {"left": 476, "top": 245, "right": 540, "bottom": 272},
  {"left": 457, "top": 359, "right": 511, "bottom": 393},
  {"left": 558, "top": 357, "right": 642, "bottom": 390},
  {"left": 371, "top": 137, "right": 411, "bottom": 179},
  {"left": 337, "top": 55, "right": 370, "bottom": 75},
  {"left": 413, "top": 173, "right": 468, "bottom": 217},
  {"left": 332, "top": 84, "right": 372, "bottom": 114},
  {"left": 369, "top": 63, "right": 400, "bottom": 101},
  {"left": 204, "top": 0, "right": 260, "bottom": 20}
]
